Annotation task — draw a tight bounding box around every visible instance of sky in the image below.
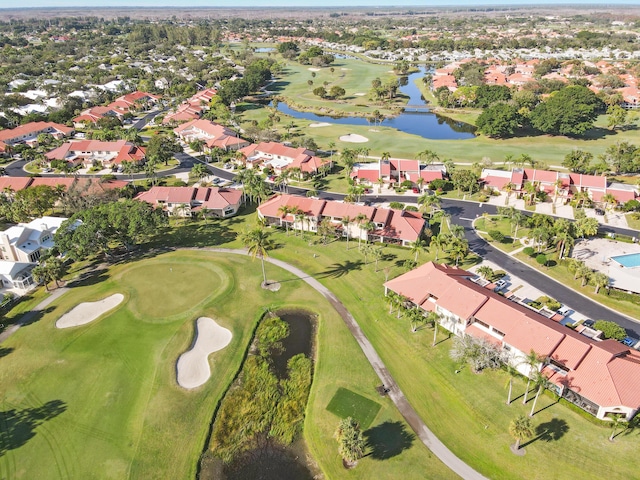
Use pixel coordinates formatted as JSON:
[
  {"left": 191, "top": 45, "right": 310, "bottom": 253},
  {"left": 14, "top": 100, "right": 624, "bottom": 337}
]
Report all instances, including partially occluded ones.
[{"left": 4, "top": 0, "right": 640, "bottom": 8}]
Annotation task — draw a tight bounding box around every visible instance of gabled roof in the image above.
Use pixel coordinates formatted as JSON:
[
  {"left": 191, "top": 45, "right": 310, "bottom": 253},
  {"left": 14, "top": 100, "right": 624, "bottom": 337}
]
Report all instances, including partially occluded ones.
[
  {"left": 0, "top": 177, "right": 33, "bottom": 192},
  {"left": 0, "top": 121, "right": 73, "bottom": 142}
]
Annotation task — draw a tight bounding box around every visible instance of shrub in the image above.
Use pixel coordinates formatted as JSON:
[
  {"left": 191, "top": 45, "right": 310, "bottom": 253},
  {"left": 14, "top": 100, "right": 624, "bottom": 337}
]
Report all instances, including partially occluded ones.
[
  {"left": 594, "top": 320, "right": 627, "bottom": 341},
  {"left": 478, "top": 194, "right": 489, "bottom": 202},
  {"left": 538, "top": 296, "right": 561, "bottom": 311},
  {"left": 488, "top": 230, "right": 505, "bottom": 242},
  {"left": 405, "top": 205, "right": 418, "bottom": 212},
  {"left": 429, "top": 179, "right": 453, "bottom": 192},
  {"left": 389, "top": 201, "right": 405, "bottom": 210},
  {"left": 536, "top": 254, "right": 547, "bottom": 266},
  {"left": 523, "top": 247, "right": 535, "bottom": 256},
  {"left": 401, "top": 180, "right": 413, "bottom": 188}
]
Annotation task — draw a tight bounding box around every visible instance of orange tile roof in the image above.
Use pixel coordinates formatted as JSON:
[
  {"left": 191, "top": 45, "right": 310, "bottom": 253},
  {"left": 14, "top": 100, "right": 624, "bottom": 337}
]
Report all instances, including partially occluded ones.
[
  {"left": 0, "top": 121, "right": 73, "bottom": 142},
  {"left": 0, "top": 177, "right": 32, "bottom": 192}
]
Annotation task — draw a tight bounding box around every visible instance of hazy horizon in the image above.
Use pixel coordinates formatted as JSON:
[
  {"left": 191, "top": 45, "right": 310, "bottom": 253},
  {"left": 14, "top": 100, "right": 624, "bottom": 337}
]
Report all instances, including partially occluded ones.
[{"left": 4, "top": 0, "right": 640, "bottom": 9}]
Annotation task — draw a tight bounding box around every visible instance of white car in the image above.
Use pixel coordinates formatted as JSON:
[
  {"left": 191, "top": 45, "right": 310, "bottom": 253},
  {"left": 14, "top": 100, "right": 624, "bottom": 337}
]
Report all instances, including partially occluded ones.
[{"left": 494, "top": 279, "right": 507, "bottom": 290}]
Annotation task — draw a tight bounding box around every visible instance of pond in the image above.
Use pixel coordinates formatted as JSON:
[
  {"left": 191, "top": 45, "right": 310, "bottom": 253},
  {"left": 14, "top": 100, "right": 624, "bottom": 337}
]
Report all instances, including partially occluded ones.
[
  {"left": 200, "top": 310, "right": 317, "bottom": 480},
  {"left": 274, "top": 67, "right": 476, "bottom": 140},
  {"left": 271, "top": 310, "right": 314, "bottom": 379}
]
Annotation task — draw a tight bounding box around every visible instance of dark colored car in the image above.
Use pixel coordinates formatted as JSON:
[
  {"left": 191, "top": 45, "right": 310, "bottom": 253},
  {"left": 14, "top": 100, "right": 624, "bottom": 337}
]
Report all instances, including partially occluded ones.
[
  {"left": 595, "top": 208, "right": 605, "bottom": 215},
  {"left": 582, "top": 319, "right": 595, "bottom": 328}
]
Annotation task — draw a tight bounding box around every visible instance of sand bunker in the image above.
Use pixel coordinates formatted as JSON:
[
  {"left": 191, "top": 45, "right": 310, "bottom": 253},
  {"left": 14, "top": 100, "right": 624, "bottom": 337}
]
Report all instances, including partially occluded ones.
[
  {"left": 354, "top": 92, "right": 366, "bottom": 96},
  {"left": 308, "top": 67, "right": 321, "bottom": 72},
  {"left": 339, "top": 133, "right": 369, "bottom": 143},
  {"left": 56, "top": 294, "right": 124, "bottom": 329},
  {"left": 176, "top": 317, "right": 232, "bottom": 389},
  {"left": 309, "top": 122, "right": 331, "bottom": 128}
]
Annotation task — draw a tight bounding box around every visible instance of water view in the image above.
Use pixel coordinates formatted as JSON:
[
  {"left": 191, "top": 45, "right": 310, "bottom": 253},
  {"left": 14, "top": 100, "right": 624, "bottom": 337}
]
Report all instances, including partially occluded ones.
[{"left": 274, "top": 67, "right": 476, "bottom": 140}]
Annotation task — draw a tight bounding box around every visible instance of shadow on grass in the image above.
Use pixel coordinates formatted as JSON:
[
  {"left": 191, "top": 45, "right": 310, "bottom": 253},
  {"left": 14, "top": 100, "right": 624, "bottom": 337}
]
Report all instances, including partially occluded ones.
[
  {"left": 66, "top": 269, "right": 109, "bottom": 288},
  {"left": 521, "top": 418, "right": 569, "bottom": 449},
  {"left": 0, "top": 400, "right": 67, "bottom": 457},
  {"left": 0, "top": 347, "right": 13, "bottom": 358},
  {"left": 364, "top": 421, "right": 415, "bottom": 460},
  {"left": 317, "top": 260, "right": 363, "bottom": 279},
  {"left": 20, "top": 306, "right": 55, "bottom": 327}
]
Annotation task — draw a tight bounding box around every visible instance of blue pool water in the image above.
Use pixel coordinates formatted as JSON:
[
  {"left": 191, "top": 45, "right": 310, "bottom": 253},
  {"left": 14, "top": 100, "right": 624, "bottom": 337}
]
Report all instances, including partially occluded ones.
[{"left": 611, "top": 253, "right": 640, "bottom": 268}]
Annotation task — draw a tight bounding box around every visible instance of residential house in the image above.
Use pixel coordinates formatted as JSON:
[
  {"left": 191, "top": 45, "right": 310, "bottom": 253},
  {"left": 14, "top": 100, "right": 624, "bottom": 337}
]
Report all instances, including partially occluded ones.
[
  {"left": 351, "top": 158, "right": 444, "bottom": 188},
  {"left": 385, "top": 262, "right": 640, "bottom": 420},
  {"left": 0, "top": 122, "right": 74, "bottom": 147},
  {"left": 162, "top": 88, "right": 218, "bottom": 125},
  {"left": 73, "top": 106, "right": 125, "bottom": 128},
  {"left": 173, "top": 119, "right": 249, "bottom": 152},
  {"left": 0, "top": 261, "right": 36, "bottom": 290},
  {"left": 45, "top": 140, "right": 146, "bottom": 169},
  {"left": 238, "top": 142, "right": 332, "bottom": 177},
  {"left": 258, "top": 194, "right": 426, "bottom": 246},
  {"left": 481, "top": 167, "right": 638, "bottom": 206},
  {"left": 135, "top": 186, "right": 243, "bottom": 218},
  {"left": 0, "top": 216, "right": 68, "bottom": 263}
]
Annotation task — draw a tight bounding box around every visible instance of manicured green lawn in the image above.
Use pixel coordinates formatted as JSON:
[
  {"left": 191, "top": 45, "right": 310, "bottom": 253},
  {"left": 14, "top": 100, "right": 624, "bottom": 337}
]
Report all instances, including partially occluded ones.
[
  {"left": 256, "top": 226, "right": 640, "bottom": 480},
  {"left": 0, "top": 243, "right": 448, "bottom": 480},
  {"left": 326, "top": 387, "right": 382, "bottom": 430},
  {"left": 247, "top": 57, "right": 640, "bottom": 170}
]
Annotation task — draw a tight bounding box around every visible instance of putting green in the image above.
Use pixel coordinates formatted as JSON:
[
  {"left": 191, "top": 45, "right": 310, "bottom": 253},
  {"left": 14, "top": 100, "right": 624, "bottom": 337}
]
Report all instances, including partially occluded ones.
[{"left": 117, "top": 259, "right": 227, "bottom": 321}]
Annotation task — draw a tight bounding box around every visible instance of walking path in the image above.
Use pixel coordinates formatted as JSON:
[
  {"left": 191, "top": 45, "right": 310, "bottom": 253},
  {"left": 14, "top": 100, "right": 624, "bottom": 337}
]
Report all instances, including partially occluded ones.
[
  {"left": 208, "top": 247, "right": 487, "bottom": 480},
  {"left": 0, "top": 286, "right": 68, "bottom": 344}
]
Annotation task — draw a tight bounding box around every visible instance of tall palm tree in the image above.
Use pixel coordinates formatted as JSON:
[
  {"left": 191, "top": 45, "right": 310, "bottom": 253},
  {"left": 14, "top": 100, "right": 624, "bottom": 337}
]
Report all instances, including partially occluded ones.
[
  {"left": 341, "top": 215, "right": 352, "bottom": 250},
  {"left": 354, "top": 213, "right": 368, "bottom": 250},
  {"left": 241, "top": 226, "right": 273, "bottom": 286},
  {"left": 410, "top": 239, "right": 427, "bottom": 262},
  {"left": 509, "top": 415, "right": 534, "bottom": 454},
  {"left": 522, "top": 350, "right": 542, "bottom": 405},
  {"left": 334, "top": 417, "right": 365, "bottom": 467},
  {"left": 529, "top": 372, "right": 553, "bottom": 417},
  {"left": 477, "top": 265, "right": 494, "bottom": 281},
  {"left": 278, "top": 205, "right": 292, "bottom": 235},
  {"left": 372, "top": 245, "right": 384, "bottom": 272},
  {"left": 418, "top": 193, "right": 440, "bottom": 215},
  {"left": 602, "top": 193, "right": 617, "bottom": 212},
  {"left": 593, "top": 272, "right": 609, "bottom": 294},
  {"left": 504, "top": 364, "right": 519, "bottom": 405}
]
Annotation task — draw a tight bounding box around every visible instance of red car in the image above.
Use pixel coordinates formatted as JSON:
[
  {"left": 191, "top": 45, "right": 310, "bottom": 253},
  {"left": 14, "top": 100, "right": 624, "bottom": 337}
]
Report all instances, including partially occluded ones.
[{"left": 412, "top": 187, "right": 420, "bottom": 193}]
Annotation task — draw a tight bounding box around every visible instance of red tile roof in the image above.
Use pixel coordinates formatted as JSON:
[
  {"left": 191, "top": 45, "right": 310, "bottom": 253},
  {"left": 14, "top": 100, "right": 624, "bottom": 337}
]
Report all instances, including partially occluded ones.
[
  {"left": 0, "top": 177, "right": 32, "bottom": 192},
  {"left": 0, "top": 122, "right": 74, "bottom": 142}
]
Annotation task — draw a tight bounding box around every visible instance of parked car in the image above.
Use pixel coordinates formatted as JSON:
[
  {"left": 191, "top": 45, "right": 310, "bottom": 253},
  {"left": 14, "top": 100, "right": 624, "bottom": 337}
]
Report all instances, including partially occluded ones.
[
  {"left": 582, "top": 319, "right": 595, "bottom": 328},
  {"left": 412, "top": 187, "right": 420, "bottom": 193},
  {"left": 557, "top": 305, "right": 572, "bottom": 317},
  {"left": 622, "top": 336, "right": 638, "bottom": 347},
  {"left": 494, "top": 279, "right": 507, "bottom": 290},
  {"left": 595, "top": 208, "right": 605, "bottom": 216}
]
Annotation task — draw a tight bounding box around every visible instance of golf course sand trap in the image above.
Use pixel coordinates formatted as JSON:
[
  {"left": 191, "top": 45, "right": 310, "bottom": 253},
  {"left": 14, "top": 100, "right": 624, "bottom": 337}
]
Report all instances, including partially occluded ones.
[
  {"left": 56, "top": 293, "right": 124, "bottom": 329},
  {"left": 354, "top": 92, "right": 366, "bottom": 96},
  {"left": 177, "top": 317, "right": 232, "bottom": 389},
  {"left": 339, "top": 133, "right": 369, "bottom": 143},
  {"left": 309, "top": 122, "right": 331, "bottom": 128}
]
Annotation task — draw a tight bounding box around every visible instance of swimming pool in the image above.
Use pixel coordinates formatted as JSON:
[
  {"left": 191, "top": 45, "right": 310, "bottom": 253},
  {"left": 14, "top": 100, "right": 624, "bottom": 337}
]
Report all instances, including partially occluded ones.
[{"left": 611, "top": 253, "right": 640, "bottom": 268}]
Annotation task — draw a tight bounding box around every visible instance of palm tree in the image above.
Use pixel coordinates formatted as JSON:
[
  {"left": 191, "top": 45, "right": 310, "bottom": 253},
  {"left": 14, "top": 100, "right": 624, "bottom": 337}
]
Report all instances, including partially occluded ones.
[
  {"left": 361, "top": 220, "right": 376, "bottom": 246},
  {"left": 608, "top": 415, "right": 626, "bottom": 442},
  {"left": 372, "top": 246, "right": 384, "bottom": 272},
  {"left": 386, "top": 291, "right": 398, "bottom": 314},
  {"left": 522, "top": 350, "right": 542, "bottom": 405},
  {"left": 191, "top": 163, "right": 209, "bottom": 184},
  {"left": 576, "top": 264, "right": 592, "bottom": 287},
  {"left": 354, "top": 213, "right": 367, "bottom": 250},
  {"left": 240, "top": 227, "right": 274, "bottom": 286},
  {"left": 593, "top": 272, "right": 609, "bottom": 294},
  {"left": 529, "top": 371, "right": 553, "bottom": 417},
  {"left": 341, "top": 215, "right": 352, "bottom": 250},
  {"left": 427, "top": 311, "right": 441, "bottom": 346},
  {"left": 278, "top": 205, "right": 292, "bottom": 235},
  {"left": 504, "top": 182, "right": 515, "bottom": 205},
  {"left": 523, "top": 181, "right": 538, "bottom": 206},
  {"left": 505, "top": 364, "right": 519, "bottom": 405},
  {"left": 449, "top": 238, "right": 469, "bottom": 267},
  {"left": 334, "top": 417, "right": 365, "bottom": 467},
  {"left": 509, "top": 415, "right": 534, "bottom": 455},
  {"left": 327, "top": 141, "right": 335, "bottom": 162},
  {"left": 477, "top": 265, "right": 494, "bottom": 281},
  {"left": 602, "top": 193, "right": 617, "bottom": 212},
  {"left": 406, "top": 306, "right": 425, "bottom": 333},
  {"left": 376, "top": 177, "right": 385, "bottom": 194},
  {"left": 418, "top": 193, "right": 440, "bottom": 215},
  {"left": 410, "top": 239, "right": 427, "bottom": 262},
  {"left": 341, "top": 148, "right": 356, "bottom": 178},
  {"left": 430, "top": 233, "right": 447, "bottom": 262},
  {"left": 511, "top": 211, "right": 526, "bottom": 239}
]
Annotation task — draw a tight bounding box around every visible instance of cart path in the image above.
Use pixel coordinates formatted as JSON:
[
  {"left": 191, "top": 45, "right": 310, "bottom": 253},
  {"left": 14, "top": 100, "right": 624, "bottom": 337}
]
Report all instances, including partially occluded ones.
[{"left": 208, "top": 247, "right": 487, "bottom": 480}]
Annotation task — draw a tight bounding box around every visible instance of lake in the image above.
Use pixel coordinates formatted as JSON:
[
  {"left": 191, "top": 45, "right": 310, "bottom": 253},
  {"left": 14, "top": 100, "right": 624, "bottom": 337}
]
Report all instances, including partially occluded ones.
[{"left": 274, "top": 67, "right": 476, "bottom": 140}]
